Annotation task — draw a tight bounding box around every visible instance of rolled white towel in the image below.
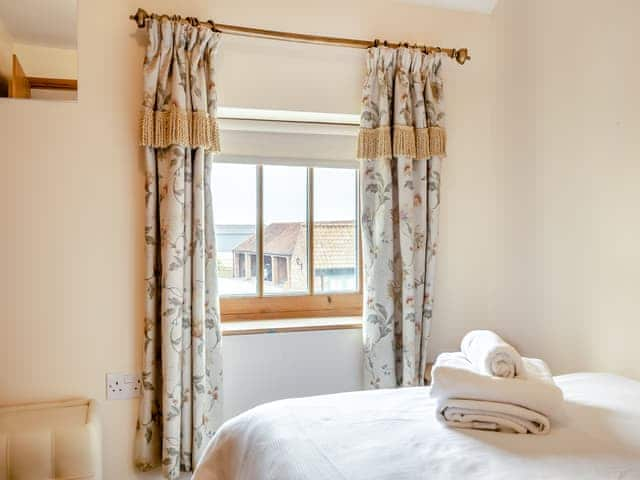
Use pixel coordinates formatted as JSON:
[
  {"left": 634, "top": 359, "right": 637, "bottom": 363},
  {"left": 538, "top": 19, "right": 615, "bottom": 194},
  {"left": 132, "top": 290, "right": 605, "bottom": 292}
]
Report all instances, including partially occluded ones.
[
  {"left": 430, "top": 352, "right": 564, "bottom": 420},
  {"left": 436, "top": 398, "right": 551, "bottom": 434},
  {"left": 461, "top": 330, "right": 525, "bottom": 378}
]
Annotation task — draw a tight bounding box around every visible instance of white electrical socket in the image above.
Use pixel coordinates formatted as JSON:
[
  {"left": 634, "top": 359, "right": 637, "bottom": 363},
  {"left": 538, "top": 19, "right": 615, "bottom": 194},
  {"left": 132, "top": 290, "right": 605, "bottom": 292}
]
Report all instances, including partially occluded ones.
[{"left": 106, "top": 373, "right": 142, "bottom": 400}]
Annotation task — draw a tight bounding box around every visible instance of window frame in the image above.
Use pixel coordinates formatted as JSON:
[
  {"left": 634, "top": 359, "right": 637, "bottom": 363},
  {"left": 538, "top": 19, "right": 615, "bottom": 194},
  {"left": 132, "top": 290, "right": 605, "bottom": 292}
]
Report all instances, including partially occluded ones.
[{"left": 218, "top": 163, "right": 363, "bottom": 322}]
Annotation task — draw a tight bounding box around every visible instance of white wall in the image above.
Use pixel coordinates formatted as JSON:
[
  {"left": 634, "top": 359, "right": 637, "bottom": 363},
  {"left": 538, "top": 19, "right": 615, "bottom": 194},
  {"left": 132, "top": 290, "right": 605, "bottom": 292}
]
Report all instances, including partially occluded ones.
[
  {"left": 30, "top": 88, "right": 78, "bottom": 101},
  {"left": 0, "top": 0, "right": 497, "bottom": 478},
  {"left": 493, "top": 0, "right": 640, "bottom": 379},
  {"left": 224, "top": 329, "right": 363, "bottom": 418}
]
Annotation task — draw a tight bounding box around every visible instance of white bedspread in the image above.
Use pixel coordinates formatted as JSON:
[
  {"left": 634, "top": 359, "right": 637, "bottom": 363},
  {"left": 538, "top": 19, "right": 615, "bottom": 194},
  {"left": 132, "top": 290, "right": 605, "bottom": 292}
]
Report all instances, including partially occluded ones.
[{"left": 194, "top": 373, "right": 640, "bottom": 480}]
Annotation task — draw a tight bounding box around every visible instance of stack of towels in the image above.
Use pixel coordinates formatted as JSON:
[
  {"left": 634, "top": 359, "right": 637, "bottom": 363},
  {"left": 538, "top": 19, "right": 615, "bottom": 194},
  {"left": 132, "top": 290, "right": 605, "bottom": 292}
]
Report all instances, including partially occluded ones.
[{"left": 430, "top": 330, "right": 564, "bottom": 435}]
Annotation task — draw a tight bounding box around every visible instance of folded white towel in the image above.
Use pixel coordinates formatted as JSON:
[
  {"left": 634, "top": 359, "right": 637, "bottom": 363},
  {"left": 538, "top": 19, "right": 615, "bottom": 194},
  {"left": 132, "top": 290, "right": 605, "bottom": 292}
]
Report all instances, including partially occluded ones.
[
  {"left": 436, "top": 398, "right": 551, "bottom": 434},
  {"left": 461, "top": 330, "right": 525, "bottom": 378},
  {"left": 430, "top": 352, "right": 564, "bottom": 419}
]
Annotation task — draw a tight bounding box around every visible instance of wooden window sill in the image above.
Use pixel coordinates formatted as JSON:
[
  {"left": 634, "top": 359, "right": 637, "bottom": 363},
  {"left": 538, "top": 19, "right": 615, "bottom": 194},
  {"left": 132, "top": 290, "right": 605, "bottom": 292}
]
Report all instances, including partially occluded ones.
[
  {"left": 220, "top": 293, "right": 362, "bottom": 321},
  {"left": 222, "top": 316, "right": 362, "bottom": 336}
]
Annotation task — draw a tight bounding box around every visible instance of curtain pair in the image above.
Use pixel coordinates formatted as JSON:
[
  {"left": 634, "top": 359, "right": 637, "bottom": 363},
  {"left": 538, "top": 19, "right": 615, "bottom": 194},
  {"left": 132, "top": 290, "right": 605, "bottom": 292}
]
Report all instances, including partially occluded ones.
[{"left": 134, "top": 20, "right": 447, "bottom": 479}]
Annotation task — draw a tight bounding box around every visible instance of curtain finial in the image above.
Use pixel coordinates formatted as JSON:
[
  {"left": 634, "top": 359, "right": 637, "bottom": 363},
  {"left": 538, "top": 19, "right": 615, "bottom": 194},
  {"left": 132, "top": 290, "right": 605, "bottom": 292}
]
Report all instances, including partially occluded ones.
[
  {"left": 129, "top": 8, "right": 149, "bottom": 28},
  {"left": 455, "top": 48, "right": 470, "bottom": 65}
]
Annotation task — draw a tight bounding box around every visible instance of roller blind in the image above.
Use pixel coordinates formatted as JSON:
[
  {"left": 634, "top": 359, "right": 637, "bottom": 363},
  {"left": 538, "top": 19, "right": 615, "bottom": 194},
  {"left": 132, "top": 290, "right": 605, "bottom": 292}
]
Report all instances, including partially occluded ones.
[{"left": 216, "top": 109, "right": 360, "bottom": 168}]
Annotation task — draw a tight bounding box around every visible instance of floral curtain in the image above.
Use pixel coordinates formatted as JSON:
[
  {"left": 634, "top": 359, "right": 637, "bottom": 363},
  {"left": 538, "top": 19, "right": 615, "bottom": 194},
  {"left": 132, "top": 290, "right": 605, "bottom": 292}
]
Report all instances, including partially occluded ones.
[
  {"left": 134, "top": 17, "right": 223, "bottom": 479},
  {"left": 359, "top": 47, "right": 446, "bottom": 389}
]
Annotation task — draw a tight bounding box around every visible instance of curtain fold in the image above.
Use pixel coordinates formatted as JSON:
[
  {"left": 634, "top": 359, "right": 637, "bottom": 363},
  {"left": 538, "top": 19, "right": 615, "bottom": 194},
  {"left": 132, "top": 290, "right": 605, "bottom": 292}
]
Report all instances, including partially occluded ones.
[
  {"left": 134, "top": 17, "right": 223, "bottom": 479},
  {"left": 359, "top": 47, "right": 446, "bottom": 389}
]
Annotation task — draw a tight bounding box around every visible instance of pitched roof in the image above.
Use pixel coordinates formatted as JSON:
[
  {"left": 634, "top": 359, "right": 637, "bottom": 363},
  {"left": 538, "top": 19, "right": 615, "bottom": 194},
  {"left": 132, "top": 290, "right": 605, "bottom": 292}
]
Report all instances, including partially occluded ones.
[
  {"left": 233, "top": 221, "right": 356, "bottom": 270},
  {"left": 233, "top": 222, "right": 302, "bottom": 256}
]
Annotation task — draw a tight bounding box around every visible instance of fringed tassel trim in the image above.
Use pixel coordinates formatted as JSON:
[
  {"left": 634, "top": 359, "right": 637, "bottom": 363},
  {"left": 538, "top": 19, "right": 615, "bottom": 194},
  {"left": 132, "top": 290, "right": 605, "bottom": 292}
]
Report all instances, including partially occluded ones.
[
  {"left": 139, "top": 108, "right": 154, "bottom": 147},
  {"left": 393, "top": 126, "right": 416, "bottom": 159},
  {"left": 357, "top": 125, "right": 446, "bottom": 160},
  {"left": 416, "top": 128, "right": 431, "bottom": 159},
  {"left": 357, "top": 127, "right": 392, "bottom": 160},
  {"left": 428, "top": 126, "right": 446, "bottom": 157},
  {"left": 191, "top": 111, "right": 220, "bottom": 152},
  {"left": 153, "top": 106, "right": 190, "bottom": 149},
  {"left": 139, "top": 105, "right": 221, "bottom": 152}
]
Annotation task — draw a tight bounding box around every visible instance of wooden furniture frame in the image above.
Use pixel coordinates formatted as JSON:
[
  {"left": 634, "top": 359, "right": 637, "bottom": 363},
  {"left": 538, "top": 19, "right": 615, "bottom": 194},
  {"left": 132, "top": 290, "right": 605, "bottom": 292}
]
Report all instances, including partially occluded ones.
[
  {"left": 9, "top": 54, "right": 77, "bottom": 98},
  {"left": 27, "top": 77, "right": 77, "bottom": 91}
]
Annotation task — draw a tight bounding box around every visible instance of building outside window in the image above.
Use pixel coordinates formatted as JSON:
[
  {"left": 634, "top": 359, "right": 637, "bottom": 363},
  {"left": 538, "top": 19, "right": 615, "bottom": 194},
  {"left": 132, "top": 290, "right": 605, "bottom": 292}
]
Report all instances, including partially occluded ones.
[{"left": 226, "top": 220, "right": 356, "bottom": 293}]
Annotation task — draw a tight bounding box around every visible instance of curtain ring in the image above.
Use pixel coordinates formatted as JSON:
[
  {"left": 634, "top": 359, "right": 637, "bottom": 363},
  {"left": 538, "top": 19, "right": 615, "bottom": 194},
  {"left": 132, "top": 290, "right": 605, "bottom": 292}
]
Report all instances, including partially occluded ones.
[
  {"left": 373, "top": 39, "right": 380, "bottom": 47},
  {"left": 383, "top": 40, "right": 388, "bottom": 47},
  {"left": 207, "top": 19, "right": 216, "bottom": 30}
]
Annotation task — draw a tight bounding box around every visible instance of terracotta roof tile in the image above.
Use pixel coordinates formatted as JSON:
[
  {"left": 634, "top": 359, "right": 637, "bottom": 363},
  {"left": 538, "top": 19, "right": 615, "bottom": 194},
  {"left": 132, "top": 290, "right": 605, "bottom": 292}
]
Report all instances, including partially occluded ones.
[{"left": 313, "top": 221, "right": 356, "bottom": 270}]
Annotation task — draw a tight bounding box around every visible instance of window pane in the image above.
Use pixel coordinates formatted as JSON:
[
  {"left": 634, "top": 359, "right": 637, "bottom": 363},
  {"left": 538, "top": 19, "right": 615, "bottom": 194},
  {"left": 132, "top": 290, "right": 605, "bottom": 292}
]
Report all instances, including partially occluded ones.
[
  {"left": 313, "top": 168, "right": 357, "bottom": 293},
  {"left": 212, "top": 163, "right": 257, "bottom": 296},
  {"left": 263, "top": 165, "right": 308, "bottom": 294}
]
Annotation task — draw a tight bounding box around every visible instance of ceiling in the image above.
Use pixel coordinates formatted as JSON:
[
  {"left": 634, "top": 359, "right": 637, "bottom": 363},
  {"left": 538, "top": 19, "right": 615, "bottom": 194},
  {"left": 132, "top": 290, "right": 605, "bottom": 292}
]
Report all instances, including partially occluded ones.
[
  {"left": 397, "top": 0, "right": 498, "bottom": 14},
  {"left": 0, "top": 0, "right": 76, "bottom": 49}
]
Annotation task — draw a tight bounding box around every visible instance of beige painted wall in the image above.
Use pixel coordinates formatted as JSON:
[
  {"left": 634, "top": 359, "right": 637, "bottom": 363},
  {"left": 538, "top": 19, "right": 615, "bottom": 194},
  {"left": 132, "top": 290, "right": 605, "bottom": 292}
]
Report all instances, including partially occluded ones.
[
  {"left": 12, "top": 43, "right": 78, "bottom": 79},
  {"left": 0, "top": 0, "right": 496, "bottom": 478},
  {"left": 3, "top": 0, "right": 639, "bottom": 477},
  {"left": 3, "top": 0, "right": 638, "bottom": 478},
  {"left": 494, "top": 0, "right": 640, "bottom": 379}
]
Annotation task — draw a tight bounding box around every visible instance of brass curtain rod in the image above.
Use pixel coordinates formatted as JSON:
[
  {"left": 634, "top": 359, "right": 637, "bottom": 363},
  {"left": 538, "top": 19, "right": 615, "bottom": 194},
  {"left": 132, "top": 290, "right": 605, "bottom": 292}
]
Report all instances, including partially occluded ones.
[{"left": 129, "top": 8, "right": 471, "bottom": 65}]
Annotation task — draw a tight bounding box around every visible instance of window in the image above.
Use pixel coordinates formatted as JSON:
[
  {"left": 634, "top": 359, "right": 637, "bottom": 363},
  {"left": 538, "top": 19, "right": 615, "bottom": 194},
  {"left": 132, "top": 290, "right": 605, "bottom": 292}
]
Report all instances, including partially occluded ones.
[
  {"left": 212, "top": 162, "right": 361, "bottom": 321},
  {"left": 263, "top": 165, "right": 309, "bottom": 294},
  {"left": 313, "top": 167, "right": 358, "bottom": 293},
  {"left": 211, "top": 163, "right": 257, "bottom": 296}
]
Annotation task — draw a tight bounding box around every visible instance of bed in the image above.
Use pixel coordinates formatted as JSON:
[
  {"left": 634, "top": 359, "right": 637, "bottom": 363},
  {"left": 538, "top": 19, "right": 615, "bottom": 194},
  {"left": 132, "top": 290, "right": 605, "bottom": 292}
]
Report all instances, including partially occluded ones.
[{"left": 193, "top": 373, "right": 640, "bottom": 479}]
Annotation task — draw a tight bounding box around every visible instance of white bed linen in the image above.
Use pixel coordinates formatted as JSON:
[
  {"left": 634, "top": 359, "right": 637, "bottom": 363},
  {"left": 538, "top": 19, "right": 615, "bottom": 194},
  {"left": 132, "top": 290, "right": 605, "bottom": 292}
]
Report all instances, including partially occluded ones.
[{"left": 194, "top": 373, "right": 640, "bottom": 480}]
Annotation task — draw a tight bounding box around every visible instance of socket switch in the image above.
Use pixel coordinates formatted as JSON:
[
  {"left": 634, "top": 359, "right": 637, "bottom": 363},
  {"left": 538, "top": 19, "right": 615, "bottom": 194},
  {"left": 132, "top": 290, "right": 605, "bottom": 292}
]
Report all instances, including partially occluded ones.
[{"left": 106, "top": 372, "right": 142, "bottom": 400}]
